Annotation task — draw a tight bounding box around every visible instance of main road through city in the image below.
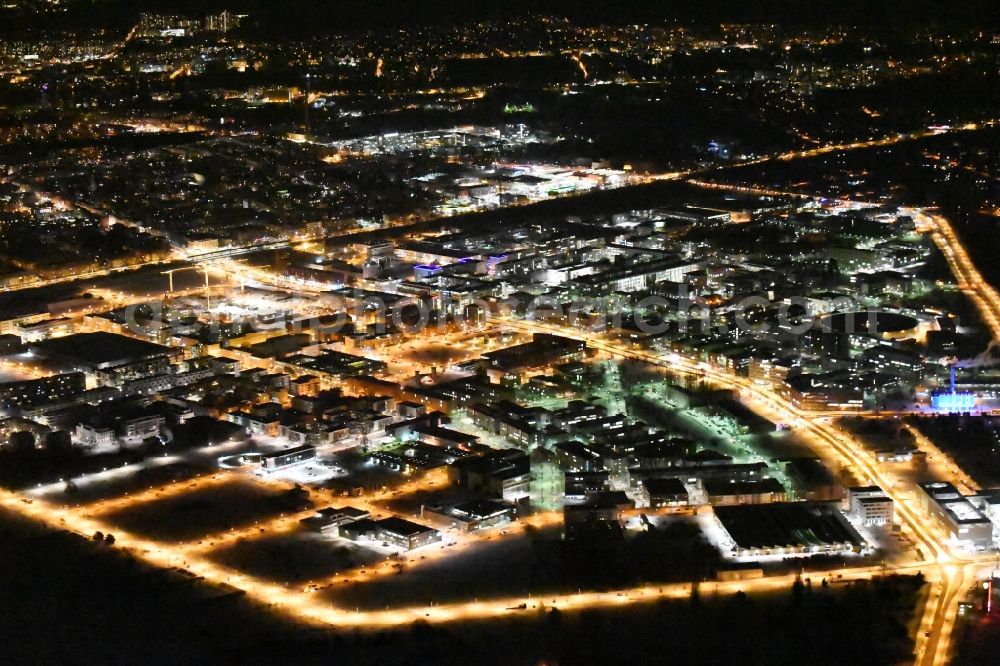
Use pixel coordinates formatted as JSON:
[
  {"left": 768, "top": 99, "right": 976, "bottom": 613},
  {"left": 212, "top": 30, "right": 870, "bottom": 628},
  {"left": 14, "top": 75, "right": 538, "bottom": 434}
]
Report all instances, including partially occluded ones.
[
  {"left": 2, "top": 118, "right": 994, "bottom": 295},
  {"left": 496, "top": 315, "right": 992, "bottom": 666},
  {"left": 3, "top": 119, "right": 1000, "bottom": 662},
  {"left": 170, "top": 121, "right": 1000, "bottom": 664}
]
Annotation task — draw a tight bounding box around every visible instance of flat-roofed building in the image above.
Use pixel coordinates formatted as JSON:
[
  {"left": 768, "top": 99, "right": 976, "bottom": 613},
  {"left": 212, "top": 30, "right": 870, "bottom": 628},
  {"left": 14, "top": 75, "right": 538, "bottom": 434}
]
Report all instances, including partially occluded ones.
[
  {"left": 301, "top": 506, "right": 370, "bottom": 534},
  {"left": 397, "top": 401, "right": 426, "bottom": 419},
  {"left": 713, "top": 501, "right": 866, "bottom": 558},
  {"left": 847, "top": 486, "right": 894, "bottom": 526},
  {"left": 339, "top": 517, "right": 378, "bottom": 541},
  {"left": 448, "top": 449, "right": 531, "bottom": 500},
  {"left": 260, "top": 444, "right": 316, "bottom": 471},
  {"left": 563, "top": 490, "right": 632, "bottom": 527},
  {"left": 916, "top": 482, "right": 993, "bottom": 549},
  {"left": 30, "top": 332, "right": 178, "bottom": 386},
  {"left": 482, "top": 333, "right": 586, "bottom": 382},
  {"left": 574, "top": 258, "right": 701, "bottom": 293},
  {"left": 422, "top": 499, "right": 516, "bottom": 532},
  {"left": 16, "top": 317, "right": 74, "bottom": 343},
  {"left": 855, "top": 495, "right": 894, "bottom": 526},
  {"left": 290, "top": 374, "right": 322, "bottom": 397},
  {"left": 375, "top": 516, "right": 441, "bottom": 551},
  {"left": 704, "top": 478, "right": 787, "bottom": 506},
  {"left": 75, "top": 423, "right": 116, "bottom": 448},
  {"left": 641, "top": 477, "right": 690, "bottom": 508},
  {"left": 0, "top": 372, "right": 86, "bottom": 409},
  {"left": 121, "top": 414, "right": 165, "bottom": 443}
]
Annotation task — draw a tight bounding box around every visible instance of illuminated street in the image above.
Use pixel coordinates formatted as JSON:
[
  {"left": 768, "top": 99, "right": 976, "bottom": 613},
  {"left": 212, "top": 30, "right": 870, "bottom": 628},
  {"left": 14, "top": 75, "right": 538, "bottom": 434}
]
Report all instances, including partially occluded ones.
[{"left": 4, "top": 4, "right": 1000, "bottom": 664}]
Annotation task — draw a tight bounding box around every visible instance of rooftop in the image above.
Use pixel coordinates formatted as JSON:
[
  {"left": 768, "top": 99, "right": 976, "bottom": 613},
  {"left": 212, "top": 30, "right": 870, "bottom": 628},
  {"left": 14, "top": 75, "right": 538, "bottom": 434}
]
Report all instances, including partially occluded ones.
[
  {"left": 714, "top": 501, "right": 865, "bottom": 550},
  {"left": 31, "top": 332, "right": 173, "bottom": 369},
  {"left": 376, "top": 516, "right": 438, "bottom": 537}
]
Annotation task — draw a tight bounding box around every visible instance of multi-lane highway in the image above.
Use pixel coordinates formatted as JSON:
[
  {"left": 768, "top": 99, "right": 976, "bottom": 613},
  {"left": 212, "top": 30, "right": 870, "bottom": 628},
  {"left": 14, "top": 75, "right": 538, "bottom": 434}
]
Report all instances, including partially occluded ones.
[{"left": 913, "top": 210, "right": 1000, "bottom": 341}]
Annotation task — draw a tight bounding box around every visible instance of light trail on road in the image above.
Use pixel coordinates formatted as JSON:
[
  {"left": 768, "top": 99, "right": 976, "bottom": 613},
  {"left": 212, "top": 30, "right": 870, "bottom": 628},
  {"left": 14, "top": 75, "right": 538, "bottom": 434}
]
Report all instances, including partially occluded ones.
[
  {"left": 1, "top": 117, "right": 998, "bottom": 659},
  {"left": 0, "top": 482, "right": 954, "bottom": 628},
  {"left": 496, "top": 315, "right": 986, "bottom": 666}
]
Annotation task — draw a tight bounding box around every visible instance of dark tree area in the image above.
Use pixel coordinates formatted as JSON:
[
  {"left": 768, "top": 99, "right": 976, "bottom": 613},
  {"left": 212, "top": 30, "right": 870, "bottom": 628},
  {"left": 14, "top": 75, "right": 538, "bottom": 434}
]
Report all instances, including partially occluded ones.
[
  {"left": 907, "top": 415, "right": 1000, "bottom": 487},
  {"left": 0, "top": 445, "right": 146, "bottom": 489},
  {"left": 953, "top": 603, "right": 1000, "bottom": 666},
  {"left": 558, "top": 519, "right": 721, "bottom": 588},
  {"left": 0, "top": 503, "right": 923, "bottom": 666}
]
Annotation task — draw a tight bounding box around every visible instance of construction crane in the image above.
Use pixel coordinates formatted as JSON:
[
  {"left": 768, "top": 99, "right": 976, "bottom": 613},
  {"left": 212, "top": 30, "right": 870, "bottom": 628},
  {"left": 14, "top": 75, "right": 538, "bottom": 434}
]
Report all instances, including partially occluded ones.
[{"left": 161, "top": 265, "right": 214, "bottom": 308}]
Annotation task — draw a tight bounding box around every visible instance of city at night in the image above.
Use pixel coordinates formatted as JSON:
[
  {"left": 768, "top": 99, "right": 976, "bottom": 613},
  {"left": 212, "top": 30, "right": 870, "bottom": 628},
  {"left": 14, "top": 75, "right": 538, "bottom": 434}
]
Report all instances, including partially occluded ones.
[{"left": 4, "top": 2, "right": 1000, "bottom": 664}]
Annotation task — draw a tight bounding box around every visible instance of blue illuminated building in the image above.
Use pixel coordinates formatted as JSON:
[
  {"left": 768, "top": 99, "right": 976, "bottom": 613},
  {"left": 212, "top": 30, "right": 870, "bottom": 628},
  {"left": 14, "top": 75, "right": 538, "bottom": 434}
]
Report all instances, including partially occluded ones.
[
  {"left": 931, "top": 391, "right": 976, "bottom": 412},
  {"left": 415, "top": 264, "right": 444, "bottom": 279},
  {"left": 931, "top": 367, "right": 976, "bottom": 412}
]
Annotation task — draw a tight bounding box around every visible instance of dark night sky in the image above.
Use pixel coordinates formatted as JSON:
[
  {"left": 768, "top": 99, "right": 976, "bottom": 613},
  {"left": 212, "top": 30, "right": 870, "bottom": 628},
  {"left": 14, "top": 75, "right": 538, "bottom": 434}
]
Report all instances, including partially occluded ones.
[{"left": 4, "top": 1, "right": 1000, "bottom": 36}]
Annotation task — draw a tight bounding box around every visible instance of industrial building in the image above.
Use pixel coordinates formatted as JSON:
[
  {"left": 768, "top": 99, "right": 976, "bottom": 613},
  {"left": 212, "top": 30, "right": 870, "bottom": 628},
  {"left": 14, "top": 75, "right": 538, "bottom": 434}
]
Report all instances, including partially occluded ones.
[
  {"left": 260, "top": 445, "right": 317, "bottom": 471},
  {"left": 374, "top": 516, "right": 442, "bottom": 551},
  {"left": 713, "top": 501, "right": 866, "bottom": 558},
  {"left": 847, "top": 486, "right": 894, "bottom": 526},
  {"left": 916, "top": 482, "right": 994, "bottom": 549},
  {"left": 422, "top": 499, "right": 516, "bottom": 532}
]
